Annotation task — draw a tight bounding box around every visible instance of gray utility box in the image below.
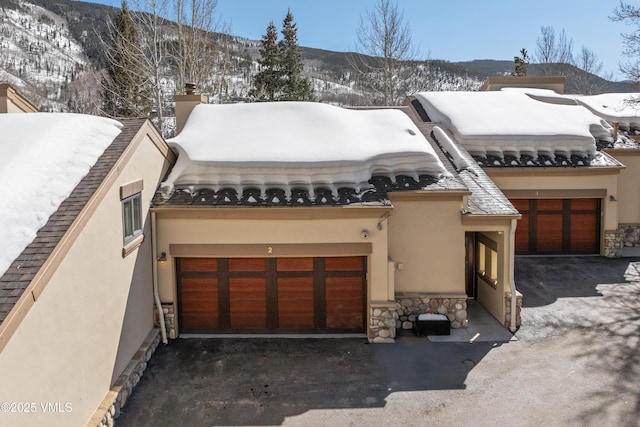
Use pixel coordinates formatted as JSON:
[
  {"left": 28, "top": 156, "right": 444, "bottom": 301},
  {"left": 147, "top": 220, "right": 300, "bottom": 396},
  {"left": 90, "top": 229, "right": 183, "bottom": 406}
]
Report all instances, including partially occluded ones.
[{"left": 414, "top": 313, "right": 451, "bottom": 336}]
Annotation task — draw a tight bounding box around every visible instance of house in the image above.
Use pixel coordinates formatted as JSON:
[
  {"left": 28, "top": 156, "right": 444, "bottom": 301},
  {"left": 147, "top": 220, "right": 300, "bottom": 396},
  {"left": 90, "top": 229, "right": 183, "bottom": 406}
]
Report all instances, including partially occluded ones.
[
  {"left": 14, "top": 76, "right": 640, "bottom": 426},
  {"left": 408, "top": 79, "right": 639, "bottom": 258},
  {"left": 151, "top": 95, "right": 522, "bottom": 344},
  {"left": 0, "top": 85, "right": 174, "bottom": 426}
]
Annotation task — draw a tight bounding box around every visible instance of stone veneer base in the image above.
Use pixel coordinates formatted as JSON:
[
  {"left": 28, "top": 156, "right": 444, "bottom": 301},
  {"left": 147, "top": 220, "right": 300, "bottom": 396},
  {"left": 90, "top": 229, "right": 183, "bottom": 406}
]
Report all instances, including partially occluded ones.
[
  {"left": 620, "top": 224, "right": 640, "bottom": 248},
  {"left": 393, "top": 294, "right": 468, "bottom": 335},
  {"left": 504, "top": 292, "right": 523, "bottom": 330},
  {"left": 604, "top": 229, "right": 624, "bottom": 258},
  {"left": 155, "top": 302, "right": 177, "bottom": 339},
  {"left": 88, "top": 328, "right": 161, "bottom": 427}
]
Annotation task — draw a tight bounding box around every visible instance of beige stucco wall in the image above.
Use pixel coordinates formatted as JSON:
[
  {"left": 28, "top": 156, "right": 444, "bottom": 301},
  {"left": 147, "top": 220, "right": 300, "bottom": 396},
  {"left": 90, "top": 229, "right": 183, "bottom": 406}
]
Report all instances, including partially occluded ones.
[
  {"left": 388, "top": 194, "right": 466, "bottom": 295},
  {"left": 474, "top": 230, "right": 510, "bottom": 322},
  {"left": 606, "top": 150, "right": 640, "bottom": 224},
  {"left": 154, "top": 207, "right": 392, "bottom": 333},
  {"left": 487, "top": 169, "right": 620, "bottom": 253},
  {"left": 0, "top": 127, "right": 171, "bottom": 427}
]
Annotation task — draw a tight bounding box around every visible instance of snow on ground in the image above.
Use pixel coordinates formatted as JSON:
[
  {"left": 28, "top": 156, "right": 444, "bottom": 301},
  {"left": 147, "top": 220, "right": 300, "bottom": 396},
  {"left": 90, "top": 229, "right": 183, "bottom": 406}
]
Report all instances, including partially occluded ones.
[
  {"left": 416, "top": 90, "right": 612, "bottom": 159},
  {"left": 163, "top": 102, "right": 448, "bottom": 198},
  {"left": 0, "top": 113, "right": 122, "bottom": 278}
]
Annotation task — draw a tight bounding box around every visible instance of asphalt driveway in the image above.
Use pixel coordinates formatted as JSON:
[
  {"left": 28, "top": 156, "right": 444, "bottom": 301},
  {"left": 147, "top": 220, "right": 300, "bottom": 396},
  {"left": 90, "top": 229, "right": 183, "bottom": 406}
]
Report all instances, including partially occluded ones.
[{"left": 117, "top": 256, "right": 640, "bottom": 427}]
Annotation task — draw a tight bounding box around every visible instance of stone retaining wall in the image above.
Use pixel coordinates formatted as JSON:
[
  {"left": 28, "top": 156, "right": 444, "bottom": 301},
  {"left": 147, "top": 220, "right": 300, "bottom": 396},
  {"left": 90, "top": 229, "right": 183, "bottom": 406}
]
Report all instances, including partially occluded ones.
[
  {"left": 604, "top": 229, "right": 624, "bottom": 258},
  {"left": 155, "top": 302, "right": 177, "bottom": 339},
  {"left": 89, "top": 328, "right": 161, "bottom": 427},
  {"left": 394, "top": 295, "right": 468, "bottom": 331}
]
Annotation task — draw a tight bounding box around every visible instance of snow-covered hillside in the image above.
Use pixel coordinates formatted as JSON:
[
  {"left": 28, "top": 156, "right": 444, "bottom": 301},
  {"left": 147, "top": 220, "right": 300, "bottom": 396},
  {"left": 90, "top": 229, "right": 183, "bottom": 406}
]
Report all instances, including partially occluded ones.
[
  {"left": 0, "top": 1, "right": 92, "bottom": 111},
  {"left": 0, "top": 0, "right": 485, "bottom": 114}
]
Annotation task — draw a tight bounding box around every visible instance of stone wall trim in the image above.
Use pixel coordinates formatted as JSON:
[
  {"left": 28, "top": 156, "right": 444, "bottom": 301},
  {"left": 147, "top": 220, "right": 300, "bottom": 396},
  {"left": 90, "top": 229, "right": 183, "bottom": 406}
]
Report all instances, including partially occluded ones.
[
  {"left": 88, "top": 328, "right": 161, "bottom": 427},
  {"left": 395, "top": 295, "right": 468, "bottom": 331}
]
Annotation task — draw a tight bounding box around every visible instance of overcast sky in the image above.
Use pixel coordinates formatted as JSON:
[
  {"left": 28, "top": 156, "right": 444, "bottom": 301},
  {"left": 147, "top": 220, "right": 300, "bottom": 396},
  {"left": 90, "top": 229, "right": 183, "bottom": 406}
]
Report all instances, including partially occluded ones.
[{"left": 83, "top": 0, "right": 629, "bottom": 80}]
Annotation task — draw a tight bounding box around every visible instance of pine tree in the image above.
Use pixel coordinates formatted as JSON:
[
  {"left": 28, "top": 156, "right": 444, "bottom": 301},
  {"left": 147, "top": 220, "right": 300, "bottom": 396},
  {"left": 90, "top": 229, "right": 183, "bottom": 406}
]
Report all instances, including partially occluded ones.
[
  {"left": 101, "top": 0, "right": 151, "bottom": 117},
  {"left": 512, "top": 48, "right": 529, "bottom": 77},
  {"left": 249, "top": 22, "right": 281, "bottom": 101},
  {"left": 278, "top": 10, "right": 314, "bottom": 101},
  {"left": 250, "top": 11, "right": 313, "bottom": 102}
]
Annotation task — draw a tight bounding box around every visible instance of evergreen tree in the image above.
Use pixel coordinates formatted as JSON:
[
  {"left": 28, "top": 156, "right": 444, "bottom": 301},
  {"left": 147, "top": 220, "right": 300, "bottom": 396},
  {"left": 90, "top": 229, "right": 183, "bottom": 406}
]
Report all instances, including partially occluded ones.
[
  {"left": 101, "top": 0, "right": 151, "bottom": 117},
  {"left": 278, "top": 10, "right": 314, "bottom": 101},
  {"left": 250, "top": 11, "right": 313, "bottom": 101},
  {"left": 512, "top": 48, "right": 529, "bottom": 77},
  {"left": 249, "top": 22, "right": 281, "bottom": 101}
]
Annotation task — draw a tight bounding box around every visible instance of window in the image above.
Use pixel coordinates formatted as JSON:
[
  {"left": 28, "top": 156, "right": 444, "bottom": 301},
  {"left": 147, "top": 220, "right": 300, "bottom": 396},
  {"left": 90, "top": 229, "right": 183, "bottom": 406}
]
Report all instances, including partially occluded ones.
[
  {"left": 120, "top": 179, "right": 144, "bottom": 257},
  {"left": 123, "top": 193, "right": 143, "bottom": 245},
  {"left": 477, "top": 234, "right": 498, "bottom": 287}
]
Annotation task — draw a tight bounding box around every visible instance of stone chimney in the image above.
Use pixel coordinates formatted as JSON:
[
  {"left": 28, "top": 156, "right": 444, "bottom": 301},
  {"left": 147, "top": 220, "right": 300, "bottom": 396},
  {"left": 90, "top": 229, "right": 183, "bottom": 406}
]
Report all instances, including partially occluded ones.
[{"left": 174, "top": 83, "right": 207, "bottom": 134}]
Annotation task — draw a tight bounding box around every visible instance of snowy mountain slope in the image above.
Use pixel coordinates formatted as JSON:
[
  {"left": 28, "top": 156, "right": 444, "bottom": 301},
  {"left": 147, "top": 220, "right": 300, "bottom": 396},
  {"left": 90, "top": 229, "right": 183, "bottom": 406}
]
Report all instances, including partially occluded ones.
[
  {"left": 0, "top": 0, "right": 631, "bottom": 113},
  {"left": 0, "top": 1, "right": 92, "bottom": 111}
]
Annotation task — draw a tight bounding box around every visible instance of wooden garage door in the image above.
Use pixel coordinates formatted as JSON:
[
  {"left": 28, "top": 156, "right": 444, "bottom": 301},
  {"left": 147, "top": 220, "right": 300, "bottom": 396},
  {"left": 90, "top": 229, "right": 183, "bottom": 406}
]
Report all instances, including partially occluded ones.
[
  {"left": 512, "top": 199, "right": 600, "bottom": 255},
  {"left": 177, "top": 256, "right": 366, "bottom": 333}
]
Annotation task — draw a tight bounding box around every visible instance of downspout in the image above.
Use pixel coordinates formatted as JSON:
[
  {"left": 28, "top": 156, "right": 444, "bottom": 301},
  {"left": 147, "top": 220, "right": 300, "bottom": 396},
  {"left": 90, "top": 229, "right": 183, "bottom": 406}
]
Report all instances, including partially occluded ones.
[
  {"left": 151, "top": 211, "right": 168, "bottom": 344},
  {"left": 508, "top": 218, "right": 518, "bottom": 333}
]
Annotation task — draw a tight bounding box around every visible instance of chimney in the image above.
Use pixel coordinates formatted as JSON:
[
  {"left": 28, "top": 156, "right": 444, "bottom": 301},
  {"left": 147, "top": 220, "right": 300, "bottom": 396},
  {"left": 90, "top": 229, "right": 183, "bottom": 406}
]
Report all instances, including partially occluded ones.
[{"left": 174, "top": 83, "right": 207, "bottom": 134}]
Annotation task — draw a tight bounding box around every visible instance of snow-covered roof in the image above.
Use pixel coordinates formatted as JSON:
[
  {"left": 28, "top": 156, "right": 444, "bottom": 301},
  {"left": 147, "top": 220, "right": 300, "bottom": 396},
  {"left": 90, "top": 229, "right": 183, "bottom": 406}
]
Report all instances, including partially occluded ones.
[
  {"left": 574, "top": 93, "right": 640, "bottom": 129},
  {"left": 0, "top": 113, "right": 122, "bottom": 278},
  {"left": 415, "top": 90, "right": 612, "bottom": 160},
  {"left": 161, "top": 102, "right": 448, "bottom": 201}
]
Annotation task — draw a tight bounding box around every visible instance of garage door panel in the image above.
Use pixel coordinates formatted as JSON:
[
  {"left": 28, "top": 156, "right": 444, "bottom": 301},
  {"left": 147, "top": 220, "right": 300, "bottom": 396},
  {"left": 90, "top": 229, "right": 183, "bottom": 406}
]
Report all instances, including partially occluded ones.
[
  {"left": 277, "top": 257, "right": 314, "bottom": 271},
  {"left": 571, "top": 214, "right": 598, "bottom": 252},
  {"left": 277, "top": 277, "right": 314, "bottom": 328},
  {"left": 325, "top": 276, "right": 364, "bottom": 329},
  {"left": 229, "top": 258, "right": 265, "bottom": 272},
  {"left": 537, "top": 199, "right": 563, "bottom": 210},
  {"left": 515, "top": 213, "right": 530, "bottom": 252},
  {"left": 536, "top": 213, "right": 563, "bottom": 252},
  {"left": 511, "top": 199, "right": 529, "bottom": 212},
  {"left": 229, "top": 277, "right": 267, "bottom": 328},
  {"left": 325, "top": 256, "right": 362, "bottom": 271},
  {"left": 179, "top": 256, "right": 365, "bottom": 333},
  {"left": 571, "top": 199, "right": 598, "bottom": 210},
  {"left": 180, "top": 277, "right": 219, "bottom": 330},
  {"left": 513, "top": 198, "right": 599, "bottom": 254},
  {"left": 180, "top": 258, "right": 218, "bottom": 272}
]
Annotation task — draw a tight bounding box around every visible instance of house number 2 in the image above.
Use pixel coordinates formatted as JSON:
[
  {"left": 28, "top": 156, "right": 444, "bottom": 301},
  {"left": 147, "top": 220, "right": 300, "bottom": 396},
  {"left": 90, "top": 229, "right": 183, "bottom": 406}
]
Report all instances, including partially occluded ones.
[{"left": 267, "top": 247, "right": 273, "bottom": 254}]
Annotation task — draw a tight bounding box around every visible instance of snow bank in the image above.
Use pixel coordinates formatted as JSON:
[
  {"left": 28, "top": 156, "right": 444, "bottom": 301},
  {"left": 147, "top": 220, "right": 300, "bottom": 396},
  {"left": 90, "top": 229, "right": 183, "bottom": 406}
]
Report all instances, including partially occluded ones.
[
  {"left": 163, "top": 102, "right": 447, "bottom": 198},
  {"left": 416, "top": 91, "right": 611, "bottom": 159},
  {"left": 0, "top": 113, "right": 122, "bottom": 278}
]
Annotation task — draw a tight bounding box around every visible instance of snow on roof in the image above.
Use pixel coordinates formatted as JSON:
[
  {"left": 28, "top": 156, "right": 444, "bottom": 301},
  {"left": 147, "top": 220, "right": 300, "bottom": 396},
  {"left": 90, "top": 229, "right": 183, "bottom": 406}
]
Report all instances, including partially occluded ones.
[
  {"left": 415, "top": 90, "right": 612, "bottom": 159},
  {"left": 0, "top": 113, "right": 122, "bottom": 278},
  {"left": 162, "top": 102, "right": 448, "bottom": 199},
  {"left": 574, "top": 93, "right": 640, "bottom": 128}
]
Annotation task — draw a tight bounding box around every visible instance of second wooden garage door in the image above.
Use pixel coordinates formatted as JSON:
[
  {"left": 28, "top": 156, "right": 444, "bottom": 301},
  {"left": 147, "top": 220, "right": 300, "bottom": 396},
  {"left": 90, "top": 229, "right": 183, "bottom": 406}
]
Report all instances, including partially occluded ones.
[
  {"left": 512, "top": 199, "right": 600, "bottom": 254},
  {"left": 178, "top": 256, "right": 366, "bottom": 334}
]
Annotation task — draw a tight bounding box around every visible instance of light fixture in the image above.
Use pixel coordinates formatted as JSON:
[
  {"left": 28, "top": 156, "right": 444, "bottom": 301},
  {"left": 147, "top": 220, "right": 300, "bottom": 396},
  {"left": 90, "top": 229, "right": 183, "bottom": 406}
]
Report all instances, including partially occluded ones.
[
  {"left": 157, "top": 252, "right": 167, "bottom": 262},
  {"left": 609, "top": 195, "right": 617, "bottom": 202},
  {"left": 360, "top": 230, "right": 370, "bottom": 239}
]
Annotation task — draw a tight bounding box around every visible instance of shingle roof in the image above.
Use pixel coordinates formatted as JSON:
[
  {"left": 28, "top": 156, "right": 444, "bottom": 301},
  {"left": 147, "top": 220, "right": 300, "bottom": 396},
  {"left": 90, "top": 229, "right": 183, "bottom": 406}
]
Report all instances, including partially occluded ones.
[
  {"left": 412, "top": 120, "right": 519, "bottom": 216},
  {"left": 0, "top": 118, "right": 147, "bottom": 325}
]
